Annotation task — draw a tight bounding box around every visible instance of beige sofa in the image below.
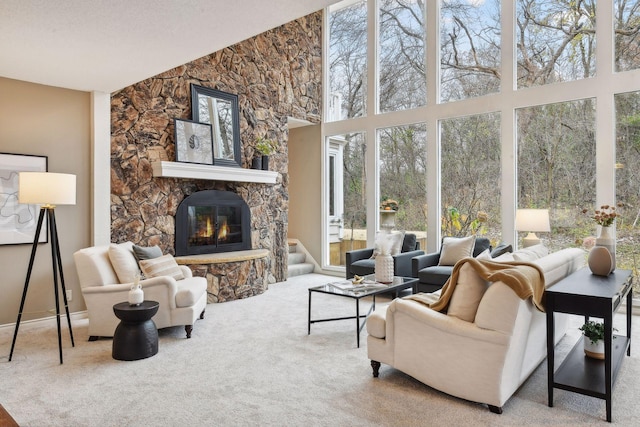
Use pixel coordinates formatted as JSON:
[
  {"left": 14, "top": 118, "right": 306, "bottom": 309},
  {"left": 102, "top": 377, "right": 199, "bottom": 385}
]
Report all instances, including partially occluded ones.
[
  {"left": 366, "top": 246, "right": 586, "bottom": 413},
  {"left": 74, "top": 242, "right": 207, "bottom": 340}
]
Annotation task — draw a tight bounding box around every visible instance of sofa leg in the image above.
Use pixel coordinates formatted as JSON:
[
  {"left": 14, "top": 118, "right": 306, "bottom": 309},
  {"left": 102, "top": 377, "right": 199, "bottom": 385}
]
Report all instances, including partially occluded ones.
[
  {"left": 488, "top": 405, "right": 503, "bottom": 414},
  {"left": 185, "top": 325, "right": 193, "bottom": 339},
  {"left": 200, "top": 309, "right": 205, "bottom": 320},
  {"left": 88, "top": 336, "right": 99, "bottom": 342},
  {"left": 371, "top": 360, "right": 381, "bottom": 378}
]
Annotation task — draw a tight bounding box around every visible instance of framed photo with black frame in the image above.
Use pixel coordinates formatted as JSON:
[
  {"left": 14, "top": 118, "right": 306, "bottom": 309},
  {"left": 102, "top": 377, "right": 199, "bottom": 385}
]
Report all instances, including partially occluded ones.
[
  {"left": 0, "top": 152, "right": 48, "bottom": 245},
  {"left": 174, "top": 118, "right": 214, "bottom": 165}
]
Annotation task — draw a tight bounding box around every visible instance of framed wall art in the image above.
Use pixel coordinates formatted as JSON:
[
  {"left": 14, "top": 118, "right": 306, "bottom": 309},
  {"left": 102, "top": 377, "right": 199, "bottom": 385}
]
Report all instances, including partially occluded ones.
[
  {"left": 174, "top": 119, "right": 214, "bottom": 166},
  {"left": 0, "top": 153, "right": 48, "bottom": 245}
]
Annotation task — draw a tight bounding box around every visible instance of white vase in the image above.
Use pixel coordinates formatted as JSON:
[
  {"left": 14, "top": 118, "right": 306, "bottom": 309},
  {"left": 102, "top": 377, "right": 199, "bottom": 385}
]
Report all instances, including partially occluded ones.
[
  {"left": 375, "top": 253, "right": 394, "bottom": 284},
  {"left": 583, "top": 335, "right": 605, "bottom": 359},
  {"left": 595, "top": 226, "right": 616, "bottom": 272},
  {"left": 128, "top": 284, "right": 144, "bottom": 306}
]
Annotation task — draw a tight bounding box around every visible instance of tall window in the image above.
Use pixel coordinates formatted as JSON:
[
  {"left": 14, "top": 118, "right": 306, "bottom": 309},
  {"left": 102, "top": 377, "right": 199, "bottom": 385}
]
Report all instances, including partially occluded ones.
[
  {"left": 615, "top": 91, "right": 640, "bottom": 274},
  {"left": 379, "top": 0, "right": 427, "bottom": 111},
  {"left": 329, "top": 0, "right": 368, "bottom": 121},
  {"left": 440, "top": 0, "right": 501, "bottom": 102},
  {"left": 516, "top": 0, "right": 596, "bottom": 88},
  {"left": 378, "top": 124, "right": 427, "bottom": 241},
  {"left": 517, "top": 100, "right": 596, "bottom": 250},
  {"left": 441, "top": 114, "right": 501, "bottom": 243},
  {"left": 329, "top": 132, "right": 367, "bottom": 267},
  {"left": 615, "top": 1, "right": 640, "bottom": 72},
  {"left": 324, "top": 0, "right": 640, "bottom": 288}
]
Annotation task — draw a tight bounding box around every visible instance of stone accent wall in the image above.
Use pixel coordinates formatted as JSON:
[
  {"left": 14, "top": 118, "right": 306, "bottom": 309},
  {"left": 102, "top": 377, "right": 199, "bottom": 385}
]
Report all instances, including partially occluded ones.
[{"left": 110, "top": 13, "right": 322, "bottom": 285}]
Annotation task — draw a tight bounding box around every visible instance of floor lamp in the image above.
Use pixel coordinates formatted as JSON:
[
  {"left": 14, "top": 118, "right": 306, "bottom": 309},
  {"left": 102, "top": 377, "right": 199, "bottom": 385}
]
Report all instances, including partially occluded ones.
[{"left": 9, "top": 172, "right": 76, "bottom": 364}]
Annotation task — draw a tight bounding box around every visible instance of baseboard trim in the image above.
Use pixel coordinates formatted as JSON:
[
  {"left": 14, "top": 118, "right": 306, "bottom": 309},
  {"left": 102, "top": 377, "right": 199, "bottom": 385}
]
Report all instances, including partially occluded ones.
[{"left": 0, "top": 310, "right": 88, "bottom": 331}]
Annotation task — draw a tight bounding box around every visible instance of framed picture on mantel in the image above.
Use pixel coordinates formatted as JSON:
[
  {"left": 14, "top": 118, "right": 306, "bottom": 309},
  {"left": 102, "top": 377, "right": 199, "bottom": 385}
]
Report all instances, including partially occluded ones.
[
  {"left": 174, "top": 119, "right": 214, "bottom": 166},
  {"left": 0, "top": 152, "right": 48, "bottom": 245}
]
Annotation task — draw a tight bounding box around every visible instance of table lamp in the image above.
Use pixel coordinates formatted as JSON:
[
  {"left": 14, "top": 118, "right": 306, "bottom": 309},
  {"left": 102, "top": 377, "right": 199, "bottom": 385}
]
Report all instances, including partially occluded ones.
[
  {"left": 9, "top": 172, "right": 76, "bottom": 364},
  {"left": 515, "top": 209, "right": 550, "bottom": 248}
]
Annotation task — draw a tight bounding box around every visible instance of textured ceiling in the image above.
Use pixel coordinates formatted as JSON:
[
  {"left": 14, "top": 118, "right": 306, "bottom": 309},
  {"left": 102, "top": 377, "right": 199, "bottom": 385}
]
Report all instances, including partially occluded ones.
[{"left": 0, "top": 0, "right": 337, "bottom": 93}]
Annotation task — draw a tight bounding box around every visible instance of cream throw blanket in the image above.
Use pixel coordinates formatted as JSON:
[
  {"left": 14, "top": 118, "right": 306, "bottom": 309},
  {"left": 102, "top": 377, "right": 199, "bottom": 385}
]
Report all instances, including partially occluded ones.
[{"left": 407, "top": 258, "right": 547, "bottom": 313}]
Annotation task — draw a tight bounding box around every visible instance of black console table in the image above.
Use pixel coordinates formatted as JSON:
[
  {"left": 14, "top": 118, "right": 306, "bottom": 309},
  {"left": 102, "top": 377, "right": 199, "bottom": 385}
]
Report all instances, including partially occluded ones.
[
  {"left": 112, "top": 300, "right": 159, "bottom": 361},
  {"left": 546, "top": 268, "right": 632, "bottom": 422}
]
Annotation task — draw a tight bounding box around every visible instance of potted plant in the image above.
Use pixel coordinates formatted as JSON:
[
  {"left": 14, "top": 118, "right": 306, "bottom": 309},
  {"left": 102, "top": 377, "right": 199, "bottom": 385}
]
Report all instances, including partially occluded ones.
[
  {"left": 255, "top": 137, "right": 277, "bottom": 171},
  {"left": 579, "top": 320, "right": 616, "bottom": 359}
]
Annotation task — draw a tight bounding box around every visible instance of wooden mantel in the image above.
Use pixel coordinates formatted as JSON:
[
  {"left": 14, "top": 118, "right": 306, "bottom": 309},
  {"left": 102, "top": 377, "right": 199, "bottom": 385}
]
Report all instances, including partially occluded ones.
[{"left": 151, "top": 161, "right": 278, "bottom": 184}]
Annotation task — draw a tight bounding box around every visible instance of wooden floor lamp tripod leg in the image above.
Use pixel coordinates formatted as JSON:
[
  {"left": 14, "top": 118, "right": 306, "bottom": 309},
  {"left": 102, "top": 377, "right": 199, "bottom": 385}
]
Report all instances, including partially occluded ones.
[{"left": 8, "top": 206, "right": 75, "bottom": 364}]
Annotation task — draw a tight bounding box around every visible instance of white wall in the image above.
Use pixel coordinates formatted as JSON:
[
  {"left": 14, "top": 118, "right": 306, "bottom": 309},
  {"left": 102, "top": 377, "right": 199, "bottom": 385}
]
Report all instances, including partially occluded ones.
[
  {"left": 288, "top": 124, "right": 322, "bottom": 265},
  {"left": 0, "top": 77, "right": 92, "bottom": 326}
]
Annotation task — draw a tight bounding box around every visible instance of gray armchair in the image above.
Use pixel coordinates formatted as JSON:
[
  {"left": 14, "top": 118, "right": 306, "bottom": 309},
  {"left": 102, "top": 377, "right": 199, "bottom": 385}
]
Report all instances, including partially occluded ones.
[
  {"left": 346, "top": 233, "right": 424, "bottom": 279},
  {"left": 411, "top": 238, "right": 512, "bottom": 293}
]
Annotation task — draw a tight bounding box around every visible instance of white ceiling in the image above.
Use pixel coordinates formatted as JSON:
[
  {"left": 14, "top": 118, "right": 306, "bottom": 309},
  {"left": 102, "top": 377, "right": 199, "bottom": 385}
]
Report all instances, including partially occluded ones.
[{"left": 0, "top": 0, "right": 338, "bottom": 93}]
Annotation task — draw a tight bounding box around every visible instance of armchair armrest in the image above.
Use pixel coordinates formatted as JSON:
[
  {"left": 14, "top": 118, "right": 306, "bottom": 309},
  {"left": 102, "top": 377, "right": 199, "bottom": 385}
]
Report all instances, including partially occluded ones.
[
  {"left": 411, "top": 252, "right": 440, "bottom": 277},
  {"left": 392, "top": 298, "right": 509, "bottom": 345},
  {"left": 393, "top": 249, "right": 425, "bottom": 277}
]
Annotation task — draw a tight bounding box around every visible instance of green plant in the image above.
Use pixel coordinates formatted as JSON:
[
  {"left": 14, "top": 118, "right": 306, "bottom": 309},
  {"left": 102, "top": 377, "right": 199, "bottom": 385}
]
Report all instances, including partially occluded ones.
[
  {"left": 579, "top": 320, "right": 617, "bottom": 344},
  {"left": 256, "top": 137, "right": 277, "bottom": 155}
]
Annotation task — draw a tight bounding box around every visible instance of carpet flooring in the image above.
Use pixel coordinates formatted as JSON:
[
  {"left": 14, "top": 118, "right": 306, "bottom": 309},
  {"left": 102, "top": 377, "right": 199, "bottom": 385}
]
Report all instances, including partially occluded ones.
[{"left": 1, "top": 273, "right": 639, "bottom": 426}]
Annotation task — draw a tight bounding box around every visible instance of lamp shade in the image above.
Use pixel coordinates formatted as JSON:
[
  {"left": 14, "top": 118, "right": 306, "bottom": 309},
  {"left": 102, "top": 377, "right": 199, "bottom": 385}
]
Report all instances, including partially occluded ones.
[
  {"left": 515, "top": 209, "right": 550, "bottom": 232},
  {"left": 19, "top": 172, "right": 76, "bottom": 205}
]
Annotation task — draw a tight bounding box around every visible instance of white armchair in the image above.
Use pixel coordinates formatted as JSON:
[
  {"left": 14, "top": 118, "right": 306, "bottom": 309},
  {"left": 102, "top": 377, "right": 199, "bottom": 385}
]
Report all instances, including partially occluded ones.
[{"left": 74, "top": 242, "right": 207, "bottom": 340}]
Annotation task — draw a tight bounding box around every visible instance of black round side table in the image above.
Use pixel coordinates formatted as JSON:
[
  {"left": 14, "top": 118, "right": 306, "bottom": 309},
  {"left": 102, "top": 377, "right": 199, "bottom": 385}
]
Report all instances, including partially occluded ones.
[{"left": 112, "top": 300, "right": 159, "bottom": 361}]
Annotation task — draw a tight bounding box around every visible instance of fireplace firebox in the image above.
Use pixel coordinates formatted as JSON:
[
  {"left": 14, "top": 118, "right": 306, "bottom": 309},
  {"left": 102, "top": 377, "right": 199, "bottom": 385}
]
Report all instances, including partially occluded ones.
[{"left": 175, "top": 190, "right": 251, "bottom": 256}]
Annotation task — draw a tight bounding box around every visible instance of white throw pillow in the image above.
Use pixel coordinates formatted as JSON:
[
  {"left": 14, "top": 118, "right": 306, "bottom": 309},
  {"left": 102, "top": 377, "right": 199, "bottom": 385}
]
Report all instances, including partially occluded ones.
[
  {"left": 492, "top": 252, "right": 515, "bottom": 262},
  {"left": 139, "top": 254, "right": 185, "bottom": 280},
  {"left": 371, "top": 230, "right": 405, "bottom": 257},
  {"left": 475, "top": 248, "right": 491, "bottom": 260},
  {"left": 447, "top": 262, "right": 490, "bottom": 322},
  {"left": 512, "top": 244, "right": 549, "bottom": 262},
  {"left": 108, "top": 242, "right": 140, "bottom": 284},
  {"left": 438, "top": 235, "right": 476, "bottom": 266}
]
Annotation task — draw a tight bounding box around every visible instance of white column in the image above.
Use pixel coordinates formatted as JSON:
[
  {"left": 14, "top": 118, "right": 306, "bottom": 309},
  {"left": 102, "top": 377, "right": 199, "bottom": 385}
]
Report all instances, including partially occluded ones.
[{"left": 90, "top": 91, "right": 111, "bottom": 246}]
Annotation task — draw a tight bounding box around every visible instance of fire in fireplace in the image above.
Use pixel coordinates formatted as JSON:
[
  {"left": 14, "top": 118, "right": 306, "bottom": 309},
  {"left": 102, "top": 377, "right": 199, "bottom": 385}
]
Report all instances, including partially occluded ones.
[{"left": 175, "top": 190, "right": 251, "bottom": 256}]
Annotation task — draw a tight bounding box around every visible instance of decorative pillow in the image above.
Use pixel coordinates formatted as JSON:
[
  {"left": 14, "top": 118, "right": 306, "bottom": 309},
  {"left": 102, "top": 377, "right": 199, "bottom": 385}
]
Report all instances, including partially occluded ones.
[
  {"left": 401, "top": 233, "right": 418, "bottom": 252},
  {"left": 133, "top": 244, "right": 163, "bottom": 261},
  {"left": 512, "top": 244, "right": 549, "bottom": 262},
  {"left": 493, "top": 252, "right": 515, "bottom": 262},
  {"left": 371, "top": 230, "right": 405, "bottom": 258},
  {"left": 438, "top": 235, "right": 476, "bottom": 266},
  {"left": 108, "top": 243, "right": 140, "bottom": 284},
  {"left": 139, "top": 254, "right": 185, "bottom": 281},
  {"left": 475, "top": 248, "right": 491, "bottom": 260},
  {"left": 490, "top": 243, "right": 513, "bottom": 258},
  {"left": 447, "top": 262, "right": 490, "bottom": 322}
]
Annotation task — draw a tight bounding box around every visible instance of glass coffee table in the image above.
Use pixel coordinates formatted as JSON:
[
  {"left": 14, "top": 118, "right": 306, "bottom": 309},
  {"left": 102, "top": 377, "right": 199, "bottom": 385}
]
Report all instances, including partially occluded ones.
[{"left": 307, "top": 275, "right": 418, "bottom": 347}]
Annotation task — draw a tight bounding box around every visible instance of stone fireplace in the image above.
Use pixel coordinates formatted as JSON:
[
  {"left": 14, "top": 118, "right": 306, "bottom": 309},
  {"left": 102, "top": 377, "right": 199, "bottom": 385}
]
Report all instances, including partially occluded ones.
[
  {"left": 175, "top": 190, "right": 251, "bottom": 256},
  {"left": 109, "top": 12, "right": 322, "bottom": 290}
]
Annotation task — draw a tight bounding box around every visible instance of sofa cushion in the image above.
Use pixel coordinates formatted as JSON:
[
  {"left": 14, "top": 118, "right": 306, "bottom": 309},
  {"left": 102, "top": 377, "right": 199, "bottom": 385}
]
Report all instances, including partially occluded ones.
[
  {"left": 493, "top": 252, "right": 515, "bottom": 262},
  {"left": 438, "top": 236, "right": 476, "bottom": 266},
  {"left": 401, "top": 233, "right": 418, "bottom": 252},
  {"left": 512, "top": 244, "right": 549, "bottom": 262},
  {"left": 372, "top": 230, "right": 405, "bottom": 257},
  {"left": 417, "top": 265, "right": 453, "bottom": 286},
  {"left": 490, "top": 243, "right": 512, "bottom": 258},
  {"left": 350, "top": 259, "right": 376, "bottom": 276},
  {"left": 475, "top": 249, "right": 491, "bottom": 260},
  {"left": 139, "top": 254, "right": 185, "bottom": 281},
  {"left": 175, "top": 277, "right": 207, "bottom": 308},
  {"left": 472, "top": 237, "right": 491, "bottom": 257},
  {"left": 447, "top": 261, "right": 490, "bottom": 322},
  {"left": 132, "top": 244, "right": 162, "bottom": 261},
  {"left": 108, "top": 242, "right": 140, "bottom": 284}
]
